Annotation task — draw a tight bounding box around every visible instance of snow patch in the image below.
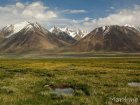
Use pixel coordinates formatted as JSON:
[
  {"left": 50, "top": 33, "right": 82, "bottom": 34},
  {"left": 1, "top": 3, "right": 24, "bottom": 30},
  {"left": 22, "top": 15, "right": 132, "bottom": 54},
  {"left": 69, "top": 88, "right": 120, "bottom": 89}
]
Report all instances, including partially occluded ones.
[
  {"left": 95, "top": 28, "right": 98, "bottom": 33},
  {"left": 103, "top": 26, "right": 110, "bottom": 36},
  {"left": 33, "top": 23, "right": 41, "bottom": 29},
  {"left": 102, "top": 26, "right": 106, "bottom": 31},
  {"left": 6, "top": 21, "right": 30, "bottom": 38},
  {"left": 124, "top": 24, "right": 136, "bottom": 28},
  {"left": 50, "top": 27, "right": 87, "bottom": 38},
  {"left": 24, "top": 24, "right": 35, "bottom": 33}
]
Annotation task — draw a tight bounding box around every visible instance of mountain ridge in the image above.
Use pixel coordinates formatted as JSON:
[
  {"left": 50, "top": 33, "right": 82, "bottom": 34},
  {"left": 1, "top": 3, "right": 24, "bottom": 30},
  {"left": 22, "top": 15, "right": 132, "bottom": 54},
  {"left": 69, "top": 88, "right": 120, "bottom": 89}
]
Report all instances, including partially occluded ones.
[
  {"left": 50, "top": 26, "right": 88, "bottom": 40},
  {"left": 72, "top": 25, "right": 140, "bottom": 52},
  {"left": 50, "top": 26, "right": 76, "bottom": 44},
  {"left": 0, "top": 22, "right": 69, "bottom": 53},
  {"left": 0, "top": 22, "right": 140, "bottom": 53}
]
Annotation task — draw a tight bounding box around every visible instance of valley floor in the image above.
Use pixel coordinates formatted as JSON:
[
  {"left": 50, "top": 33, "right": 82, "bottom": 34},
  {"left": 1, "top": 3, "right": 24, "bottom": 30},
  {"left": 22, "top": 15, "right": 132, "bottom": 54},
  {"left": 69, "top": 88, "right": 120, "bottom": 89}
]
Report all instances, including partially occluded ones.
[{"left": 0, "top": 56, "right": 140, "bottom": 105}]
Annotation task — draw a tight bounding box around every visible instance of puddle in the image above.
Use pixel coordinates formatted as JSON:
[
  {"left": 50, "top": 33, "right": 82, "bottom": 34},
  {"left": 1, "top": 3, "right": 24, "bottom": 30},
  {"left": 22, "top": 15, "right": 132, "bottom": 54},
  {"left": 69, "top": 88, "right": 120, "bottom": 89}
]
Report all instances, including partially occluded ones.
[
  {"left": 45, "top": 84, "right": 74, "bottom": 96},
  {"left": 52, "top": 88, "right": 74, "bottom": 96},
  {"left": 128, "top": 82, "right": 140, "bottom": 87},
  {"left": 45, "top": 83, "right": 90, "bottom": 96}
]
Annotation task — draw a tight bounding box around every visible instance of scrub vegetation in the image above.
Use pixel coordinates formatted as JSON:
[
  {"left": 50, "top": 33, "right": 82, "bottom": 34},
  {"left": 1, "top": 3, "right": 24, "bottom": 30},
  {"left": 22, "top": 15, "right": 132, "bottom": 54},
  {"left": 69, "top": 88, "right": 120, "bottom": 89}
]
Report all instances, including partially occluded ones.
[{"left": 0, "top": 57, "right": 140, "bottom": 105}]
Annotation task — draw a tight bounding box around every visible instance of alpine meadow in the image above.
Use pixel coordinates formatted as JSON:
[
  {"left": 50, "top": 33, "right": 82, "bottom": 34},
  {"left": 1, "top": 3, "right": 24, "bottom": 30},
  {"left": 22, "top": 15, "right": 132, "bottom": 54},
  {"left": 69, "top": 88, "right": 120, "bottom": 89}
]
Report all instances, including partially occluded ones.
[{"left": 0, "top": 0, "right": 140, "bottom": 105}]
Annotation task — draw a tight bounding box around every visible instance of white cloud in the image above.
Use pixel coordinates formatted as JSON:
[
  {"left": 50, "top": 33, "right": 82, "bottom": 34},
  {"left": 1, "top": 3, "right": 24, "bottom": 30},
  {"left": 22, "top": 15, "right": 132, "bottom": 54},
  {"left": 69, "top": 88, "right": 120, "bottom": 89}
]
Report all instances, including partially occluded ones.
[
  {"left": 21, "top": 2, "right": 57, "bottom": 20},
  {"left": 82, "top": 5, "right": 140, "bottom": 30},
  {"left": 0, "top": 2, "right": 57, "bottom": 28},
  {"left": 0, "top": 2, "right": 87, "bottom": 30},
  {"left": 62, "top": 9, "right": 87, "bottom": 14},
  {"left": 69, "top": 10, "right": 87, "bottom": 14},
  {"left": 16, "top": 2, "right": 24, "bottom": 9},
  {"left": 84, "top": 17, "right": 93, "bottom": 21},
  {"left": 1, "top": 2, "right": 140, "bottom": 33}
]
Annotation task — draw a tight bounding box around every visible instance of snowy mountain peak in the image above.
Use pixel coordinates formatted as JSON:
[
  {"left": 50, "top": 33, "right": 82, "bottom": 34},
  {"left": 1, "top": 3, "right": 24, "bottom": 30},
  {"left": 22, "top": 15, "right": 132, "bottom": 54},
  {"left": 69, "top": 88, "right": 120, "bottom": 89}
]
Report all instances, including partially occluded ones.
[
  {"left": 50, "top": 26, "right": 88, "bottom": 40},
  {"left": 124, "top": 24, "right": 136, "bottom": 28},
  {"left": 60, "top": 27, "right": 69, "bottom": 32},
  {"left": 94, "top": 24, "right": 140, "bottom": 37},
  {"left": 3, "top": 21, "right": 31, "bottom": 38},
  {"left": 13, "top": 21, "right": 30, "bottom": 32},
  {"left": 33, "top": 22, "right": 41, "bottom": 28},
  {"left": 2, "top": 21, "right": 45, "bottom": 38},
  {"left": 50, "top": 26, "right": 63, "bottom": 34},
  {"left": 95, "top": 26, "right": 111, "bottom": 36},
  {"left": 101, "top": 26, "right": 110, "bottom": 31}
]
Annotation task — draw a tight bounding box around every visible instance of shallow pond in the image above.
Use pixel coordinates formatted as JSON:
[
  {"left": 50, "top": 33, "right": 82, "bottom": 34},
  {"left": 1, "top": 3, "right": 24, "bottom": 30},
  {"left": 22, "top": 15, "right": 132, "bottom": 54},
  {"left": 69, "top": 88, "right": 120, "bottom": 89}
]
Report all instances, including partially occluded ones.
[
  {"left": 52, "top": 88, "right": 74, "bottom": 96},
  {"left": 128, "top": 82, "right": 140, "bottom": 87}
]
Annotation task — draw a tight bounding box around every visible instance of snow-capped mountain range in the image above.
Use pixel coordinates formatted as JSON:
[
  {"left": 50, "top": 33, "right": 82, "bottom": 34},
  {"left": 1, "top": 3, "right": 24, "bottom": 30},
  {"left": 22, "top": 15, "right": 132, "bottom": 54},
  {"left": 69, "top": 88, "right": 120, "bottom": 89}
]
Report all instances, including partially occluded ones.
[
  {"left": 0, "top": 21, "right": 50, "bottom": 39},
  {"left": 1, "top": 21, "right": 30, "bottom": 38},
  {"left": 2, "top": 21, "right": 139, "bottom": 40},
  {"left": 49, "top": 26, "right": 76, "bottom": 44},
  {"left": 0, "top": 21, "right": 140, "bottom": 53},
  {"left": 73, "top": 25, "right": 140, "bottom": 52},
  {"left": 1, "top": 21, "right": 89, "bottom": 40},
  {"left": 50, "top": 26, "right": 89, "bottom": 40},
  {"left": 0, "top": 21, "right": 72, "bottom": 52}
]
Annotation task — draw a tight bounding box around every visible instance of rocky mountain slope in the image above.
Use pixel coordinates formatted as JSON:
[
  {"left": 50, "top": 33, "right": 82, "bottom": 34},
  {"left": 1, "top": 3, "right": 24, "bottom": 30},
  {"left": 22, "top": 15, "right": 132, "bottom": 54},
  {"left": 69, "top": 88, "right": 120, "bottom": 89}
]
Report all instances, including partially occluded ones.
[
  {"left": 50, "top": 27, "right": 88, "bottom": 40},
  {"left": 72, "top": 25, "right": 140, "bottom": 52},
  {"left": 0, "top": 22, "right": 69, "bottom": 53},
  {"left": 0, "top": 22, "right": 140, "bottom": 53},
  {"left": 50, "top": 26, "right": 76, "bottom": 44}
]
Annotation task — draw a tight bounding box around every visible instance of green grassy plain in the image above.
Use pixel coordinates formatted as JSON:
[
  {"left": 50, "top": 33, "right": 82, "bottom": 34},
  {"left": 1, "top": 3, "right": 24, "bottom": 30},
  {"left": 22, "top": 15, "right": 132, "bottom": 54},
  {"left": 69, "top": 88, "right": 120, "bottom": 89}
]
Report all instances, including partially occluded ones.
[{"left": 0, "top": 57, "right": 140, "bottom": 105}]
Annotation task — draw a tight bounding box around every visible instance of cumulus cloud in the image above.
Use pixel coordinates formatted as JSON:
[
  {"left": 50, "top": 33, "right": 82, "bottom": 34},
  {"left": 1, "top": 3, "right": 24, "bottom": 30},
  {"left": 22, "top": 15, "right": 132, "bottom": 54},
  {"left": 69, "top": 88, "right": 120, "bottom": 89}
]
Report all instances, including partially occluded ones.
[
  {"left": 1, "top": 2, "right": 140, "bottom": 32},
  {"left": 0, "top": 2, "right": 57, "bottom": 28},
  {"left": 21, "top": 2, "right": 57, "bottom": 20},
  {"left": 49, "top": 5, "right": 140, "bottom": 31},
  {"left": 82, "top": 5, "right": 140, "bottom": 30},
  {"left": 0, "top": 1, "right": 87, "bottom": 30},
  {"left": 16, "top": 2, "right": 24, "bottom": 9}
]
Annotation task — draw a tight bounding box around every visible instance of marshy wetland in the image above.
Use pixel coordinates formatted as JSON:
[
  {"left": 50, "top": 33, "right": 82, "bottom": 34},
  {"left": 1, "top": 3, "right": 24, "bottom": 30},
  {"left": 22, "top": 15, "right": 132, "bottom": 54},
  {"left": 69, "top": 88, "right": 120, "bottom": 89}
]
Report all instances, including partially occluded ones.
[{"left": 0, "top": 55, "right": 140, "bottom": 105}]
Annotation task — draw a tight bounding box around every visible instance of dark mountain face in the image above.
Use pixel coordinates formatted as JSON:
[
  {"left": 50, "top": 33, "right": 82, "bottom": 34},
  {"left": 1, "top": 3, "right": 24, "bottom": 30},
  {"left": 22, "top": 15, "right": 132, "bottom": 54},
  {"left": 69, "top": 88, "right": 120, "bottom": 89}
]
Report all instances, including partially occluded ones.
[
  {"left": 0, "top": 23, "right": 68, "bottom": 53},
  {"left": 73, "top": 25, "right": 140, "bottom": 52},
  {"left": 50, "top": 27, "right": 76, "bottom": 44}
]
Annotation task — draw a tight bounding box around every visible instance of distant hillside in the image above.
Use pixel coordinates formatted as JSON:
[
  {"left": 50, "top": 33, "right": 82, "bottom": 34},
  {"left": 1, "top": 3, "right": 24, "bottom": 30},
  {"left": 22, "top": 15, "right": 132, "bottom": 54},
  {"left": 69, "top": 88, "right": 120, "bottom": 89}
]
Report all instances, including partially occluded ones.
[
  {"left": 50, "top": 26, "right": 76, "bottom": 44},
  {"left": 0, "top": 22, "right": 140, "bottom": 53},
  {"left": 72, "top": 25, "right": 140, "bottom": 52},
  {"left": 0, "top": 22, "right": 68, "bottom": 53}
]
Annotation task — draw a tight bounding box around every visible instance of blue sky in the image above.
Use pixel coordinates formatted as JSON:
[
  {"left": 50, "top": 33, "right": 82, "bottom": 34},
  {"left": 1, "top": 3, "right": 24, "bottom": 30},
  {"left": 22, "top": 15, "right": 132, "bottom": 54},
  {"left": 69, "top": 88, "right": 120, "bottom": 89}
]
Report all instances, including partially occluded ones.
[
  {"left": 1, "top": 0, "right": 140, "bottom": 19},
  {"left": 0, "top": 0, "right": 140, "bottom": 31}
]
